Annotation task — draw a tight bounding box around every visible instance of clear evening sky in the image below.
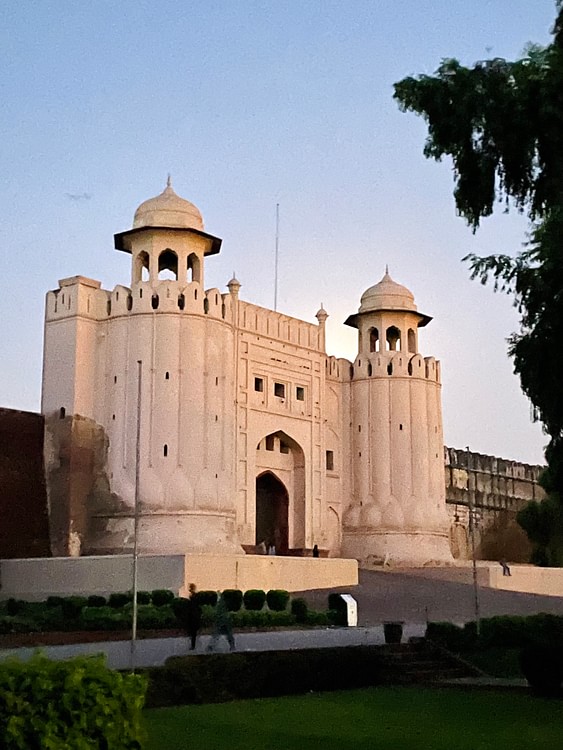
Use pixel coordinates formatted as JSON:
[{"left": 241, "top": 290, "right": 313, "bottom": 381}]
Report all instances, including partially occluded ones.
[{"left": 0, "top": 1, "right": 557, "bottom": 464}]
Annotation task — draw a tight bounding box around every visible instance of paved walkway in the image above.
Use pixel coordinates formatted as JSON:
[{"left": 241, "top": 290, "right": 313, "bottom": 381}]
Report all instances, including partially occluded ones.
[{"left": 0, "top": 623, "right": 426, "bottom": 670}]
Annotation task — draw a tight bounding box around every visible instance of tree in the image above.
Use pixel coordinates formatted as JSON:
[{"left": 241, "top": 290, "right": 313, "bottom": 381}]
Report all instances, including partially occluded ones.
[{"left": 393, "top": 3, "right": 563, "bottom": 564}]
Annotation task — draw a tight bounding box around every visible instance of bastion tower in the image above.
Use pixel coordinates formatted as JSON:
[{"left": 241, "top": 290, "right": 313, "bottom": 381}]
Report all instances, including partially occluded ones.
[
  {"left": 340, "top": 271, "right": 453, "bottom": 565},
  {"left": 42, "top": 179, "right": 242, "bottom": 554}
]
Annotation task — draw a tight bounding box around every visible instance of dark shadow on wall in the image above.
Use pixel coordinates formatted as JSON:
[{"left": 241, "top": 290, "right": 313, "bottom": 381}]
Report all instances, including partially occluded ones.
[{"left": 0, "top": 408, "right": 51, "bottom": 558}]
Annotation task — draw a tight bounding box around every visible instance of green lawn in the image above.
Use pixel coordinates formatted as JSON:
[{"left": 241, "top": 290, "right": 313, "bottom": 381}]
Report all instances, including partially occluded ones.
[{"left": 144, "top": 686, "right": 562, "bottom": 750}]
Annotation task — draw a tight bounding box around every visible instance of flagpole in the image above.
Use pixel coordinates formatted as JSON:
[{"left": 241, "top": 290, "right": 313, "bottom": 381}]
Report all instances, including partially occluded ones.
[{"left": 130, "top": 359, "right": 142, "bottom": 670}]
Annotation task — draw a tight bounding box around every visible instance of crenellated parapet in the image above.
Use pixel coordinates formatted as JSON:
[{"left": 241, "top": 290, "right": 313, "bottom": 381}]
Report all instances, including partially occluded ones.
[
  {"left": 238, "top": 301, "right": 321, "bottom": 350},
  {"left": 351, "top": 350, "right": 441, "bottom": 383}
]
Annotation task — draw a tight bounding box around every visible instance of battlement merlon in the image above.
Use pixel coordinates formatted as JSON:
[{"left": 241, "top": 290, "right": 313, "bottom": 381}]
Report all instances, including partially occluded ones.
[{"left": 237, "top": 300, "right": 324, "bottom": 352}]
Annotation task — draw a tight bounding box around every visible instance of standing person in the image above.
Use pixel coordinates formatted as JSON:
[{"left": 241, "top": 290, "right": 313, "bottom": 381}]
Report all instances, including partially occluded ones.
[
  {"left": 207, "top": 592, "right": 235, "bottom": 652},
  {"left": 312, "top": 544, "right": 320, "bottom": 558},
  {"left": 173, "top": 583, "right": 202, "bottom": 651},
  {"left": 185, "top": 583, "right": 202, "bottom": 650}
]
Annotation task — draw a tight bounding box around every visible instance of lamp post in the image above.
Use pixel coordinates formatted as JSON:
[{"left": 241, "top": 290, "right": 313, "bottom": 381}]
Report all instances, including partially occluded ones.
[
  {"left": 466, "top": 446, "right": 481, "bottom": 635},
  {"left": 130, "top": 360, "right": 142, "bottom": 671}
]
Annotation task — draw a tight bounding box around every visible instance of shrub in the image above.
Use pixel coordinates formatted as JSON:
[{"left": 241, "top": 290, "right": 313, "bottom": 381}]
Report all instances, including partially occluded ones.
[
  {"left": 266, "top": 589, "right": 290, "bottom": 611},
  {"left": 108, "top": 592, "right": 132, "bottom": 609},
  {"left": 87, "top": 595, "right": 107, "bottom": 608},
  {"left": 137, "top": 604, "right": 176, "bottom": 630},
  {"left": 46, "top": 596, "right": 66, "bottom": 608},
  {"left": 0, "top": 616, "right": 37, "bottom": 635},
  {"left": 222, "top": 589, "right": 243, "bottom": 612},
  {"left": 137, "top": 590, "right": 152, "bottom": 605},
  {"left": 327, "top": 594, "right": 349, "bottom": 626},
  {"left": 0, "top": 653, "right": 147, "bottom": 748},
  {"left": 147, "top": 646, "right": 396, "bottom": 707},
  {"left": 62, "top": 596, "right": 88, "bottom": 620},
  {"left": 79, "top": 606, "right": 131, "bottom": 631},
  {"left": 479, "top": 615, "right": 531, "bottom": 649},
  {"left": 426, "top": 621, "right": 471, "bottom": 652},
  {"left": 151, "top": 589, "right": 175, "bottom": 607},
  {"left": 5, "top": 598, "right": 25, "bottom": 616},
  {"left": 291, "top": 597, "right": 308, "bottom": 623},
  {"left": 193, "top": 590, "right": 218, "bottom": 607},
  {"left": 232, "top": 610, "right": 294, "bottom": 628},
  {"left": 305, "top": 610, "right": 330, "bottom": 626},
  {"left": 243, "top": 589, "right": 266, "bottom": 611},
  {"left": 520, "top": 644, "right": 563, "bottom": 696}
]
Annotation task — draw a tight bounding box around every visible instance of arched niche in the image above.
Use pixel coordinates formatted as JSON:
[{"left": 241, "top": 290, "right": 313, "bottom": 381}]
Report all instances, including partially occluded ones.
[
  {"left": 158, "top": 249, "right": 178, "bottom": 281},
  {"left": 187, "top": 253, "right": 201, "bottom": 283},
  {"left": 134, "top": 251, "right": 150, "bottom": 283},
  {"left": 369, "top": 327, "right": 380, "bottom": 353},
  {"left": 386, "top": 325, "right": 401, "bottom": 352}
]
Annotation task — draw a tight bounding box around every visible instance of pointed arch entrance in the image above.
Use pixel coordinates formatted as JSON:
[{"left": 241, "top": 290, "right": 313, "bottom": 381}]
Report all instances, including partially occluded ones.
[
  {"left": 255, "top": 431, "right": 306, "bottom": 553},
  {"left": 255, "top": 472, "right": 289, "bottom": 553}
]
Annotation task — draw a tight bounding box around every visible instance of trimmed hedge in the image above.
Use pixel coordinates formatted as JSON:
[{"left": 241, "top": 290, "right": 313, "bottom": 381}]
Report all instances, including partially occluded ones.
[
  {"left": 193, "top": 590, "right": 218, "bottom": 607},
  {"left": 291, "top": 597, "right": 308, "bottom": 623},
  {"left": 222, "top": 589, "right": 243, "bottom": 612},
  {"left": 108, "top": 592, "right": 132, "bottom": 609},
  {"left": 520, "top": 643, "right": 563, "bottom": 696},
  {"left": 87, "top": 595, "right": 107, "bottom": 608},
  {"left": 243, "top": 589, "right": 266, "bottom": 611},
  {"left": 0, "top": 653, "right": 147, "bottom": 748},
  {"left": 147, "top": 646, "right": 397, "bottom": 707},
  {"left": 427, "top": 614, "right": 563, "bottom": 653},
  {"left": 266, "top": 589, "right": 290, "bottom": 611},
  {"left": 151, "top": 589, "right": 175, "bottom": 607},
  {"left": 0, "top": 591, "right": 330, "bottom": 635}
]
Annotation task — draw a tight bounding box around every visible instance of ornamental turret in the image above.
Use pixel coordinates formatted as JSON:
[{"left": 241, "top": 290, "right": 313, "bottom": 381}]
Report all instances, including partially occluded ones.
[{"left": 341, "top": 270, "right": 452, "bottom": 565}]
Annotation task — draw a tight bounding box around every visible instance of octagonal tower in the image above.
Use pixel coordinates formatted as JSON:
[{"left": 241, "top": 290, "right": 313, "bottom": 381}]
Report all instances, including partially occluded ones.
[{"left": 341, "top": 271, "right": 453, "bottom": 565}]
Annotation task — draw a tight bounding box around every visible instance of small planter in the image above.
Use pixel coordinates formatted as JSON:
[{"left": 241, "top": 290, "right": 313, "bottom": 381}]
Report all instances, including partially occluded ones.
[{"left": 383, "top": 621, "right": 404, "bottom": 644}]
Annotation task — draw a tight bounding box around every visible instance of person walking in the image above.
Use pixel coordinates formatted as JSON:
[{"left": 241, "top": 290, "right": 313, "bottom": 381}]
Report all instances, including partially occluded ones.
[
  {"left": 173, "top": 582, "right": 202, "bottom": 651},
  {"left": 185, "top": 583, "right": 202, "bottom": 650},
  {"left": 207, "top": 592, "right": 236, "bottom": 652}
]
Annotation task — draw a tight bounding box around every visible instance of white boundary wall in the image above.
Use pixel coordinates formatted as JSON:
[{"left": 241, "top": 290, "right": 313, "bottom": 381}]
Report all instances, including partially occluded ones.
[{"left": 485, "top": 564, "right": 563, "bottom": 598}]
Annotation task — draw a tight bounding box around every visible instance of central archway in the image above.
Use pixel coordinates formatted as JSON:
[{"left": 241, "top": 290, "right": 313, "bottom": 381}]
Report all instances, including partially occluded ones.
[{"left": 255, "top": 472, "right": 289, "bottom": 554}]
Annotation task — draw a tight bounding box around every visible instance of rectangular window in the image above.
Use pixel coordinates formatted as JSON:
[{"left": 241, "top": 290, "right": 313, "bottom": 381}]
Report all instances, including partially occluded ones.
[
  {"left": 280, "top": 440, "right": 290, "bottom": 454},
  {"left": 254, "top": 377, "right": 264, "bottom": 392},
  {"left": 296, "top": 386, "right": 305, "bottom": 401},
  {"left": 274, "top": 382, "right": 285, "bottom": 398},
  {"left": 265, "top": 435, "right": 275, "bottom": 451},
  {"left": 326, "top": 450, "right": 334, "bottom": 471}
]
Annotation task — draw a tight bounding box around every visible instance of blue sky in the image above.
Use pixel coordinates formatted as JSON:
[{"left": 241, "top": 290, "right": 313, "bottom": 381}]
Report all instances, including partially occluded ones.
[{"left": 0, "top": 1, "right": 557, "bottom": 463}]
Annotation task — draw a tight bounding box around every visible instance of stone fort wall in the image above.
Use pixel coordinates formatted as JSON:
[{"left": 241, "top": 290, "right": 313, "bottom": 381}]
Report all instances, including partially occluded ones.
[
  {"left": 0, "top": 406, "right": 546, "bottom": 562},
  {"left": 445, "top": 446, "right": 544, "bottom": 562}
]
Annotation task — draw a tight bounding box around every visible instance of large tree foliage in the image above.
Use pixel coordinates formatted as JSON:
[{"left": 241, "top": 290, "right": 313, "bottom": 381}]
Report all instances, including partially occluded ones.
[{"left": 394, "top": 3, "right": 563, "bottom": 564}]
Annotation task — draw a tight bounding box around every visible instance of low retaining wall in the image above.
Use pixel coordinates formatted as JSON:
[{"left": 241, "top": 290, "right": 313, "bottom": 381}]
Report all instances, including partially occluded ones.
[
  {"left": 0, "top": 555, "right": 185, "bottom": 600},
  {"left": 0, "top": 554, "right": 358, "bottom": 600},
  {"left": 184, "top": 555, "right": 358, "bottom": 592},
  {"left": 485, "top": 564, "right": 563, "bottom": 597}
]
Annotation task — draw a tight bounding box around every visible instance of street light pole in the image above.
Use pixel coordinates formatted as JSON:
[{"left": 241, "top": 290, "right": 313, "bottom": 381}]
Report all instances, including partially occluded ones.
[
  {"left": 466, "top": 446, "right": 481, "bottom": 635},
  {"left": 130, "top": 360, "right": 142, "bottom": 671}
]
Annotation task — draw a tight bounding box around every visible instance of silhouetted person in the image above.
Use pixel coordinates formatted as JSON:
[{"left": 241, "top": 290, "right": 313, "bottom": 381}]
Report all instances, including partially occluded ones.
[
  {"left": 185, "top": 583, "right": 202, "bottom": 650},
  {"left": 312, "top": 544, "right": 319, "bottom": 558},
  {"left": 207, "top": 593, "right": 235, "bottom": 652},
  {"left": 500, "top": 559, "right": 511, "bottom": 576}
]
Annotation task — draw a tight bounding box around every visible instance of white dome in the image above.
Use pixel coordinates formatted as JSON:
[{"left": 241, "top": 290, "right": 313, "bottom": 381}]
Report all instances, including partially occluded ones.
[
  {"left": 359, "top": 271, "right": 416, "bottom": 314},
  {"left": 133, "top": 177, "right": 204, "bottom": 231}
]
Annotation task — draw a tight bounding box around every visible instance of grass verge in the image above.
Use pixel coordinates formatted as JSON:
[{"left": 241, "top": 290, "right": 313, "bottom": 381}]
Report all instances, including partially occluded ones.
[{"left": 144, "top": 685, "right": 561, "bottom": 750}]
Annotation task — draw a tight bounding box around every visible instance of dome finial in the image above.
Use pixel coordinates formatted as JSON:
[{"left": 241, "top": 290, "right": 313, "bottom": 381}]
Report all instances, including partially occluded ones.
[
  {"left": 385, "top": 264, "right": 389, "bottom": 275},
  {"left": 166, "top": 173, "right": 172, "bottom": 188}
]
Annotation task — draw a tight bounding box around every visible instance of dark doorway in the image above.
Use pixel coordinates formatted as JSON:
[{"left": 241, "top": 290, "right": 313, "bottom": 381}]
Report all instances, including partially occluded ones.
[{"left": 255, "top": 472, "right": 289, "bottom": 554}]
